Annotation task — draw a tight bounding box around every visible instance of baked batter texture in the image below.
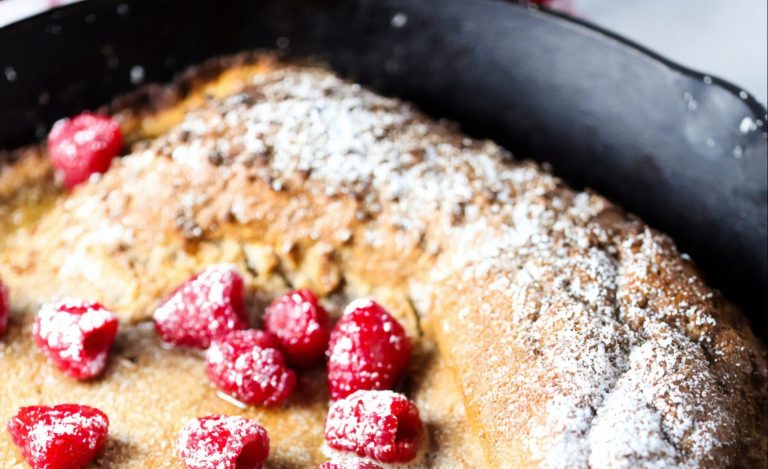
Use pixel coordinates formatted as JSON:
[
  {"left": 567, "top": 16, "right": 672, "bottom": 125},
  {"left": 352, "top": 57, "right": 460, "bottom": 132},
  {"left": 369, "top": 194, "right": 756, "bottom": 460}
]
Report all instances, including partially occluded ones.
[{"left": 0, "top": 53, "right": 765, "bottom": 468}]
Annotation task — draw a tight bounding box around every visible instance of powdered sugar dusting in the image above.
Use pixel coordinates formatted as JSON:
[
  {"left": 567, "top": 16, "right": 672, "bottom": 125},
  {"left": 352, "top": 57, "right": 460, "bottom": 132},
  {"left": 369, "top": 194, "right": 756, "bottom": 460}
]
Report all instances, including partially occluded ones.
[
  {"left": 27, "top": 410, "right": 106, "bottom": 460},
  {"left": 34, "top": 299, "right": 118, "bottom": 379},
  {"left": 177, "top": 415, "right": 269, "bottom": 469},
  {"left": 8, "top": 404, "right": 109, "bottom": 468},
  {"left": 3, "top": 59, "right": 764, "bottom": 467},
  {"left": 325, "top": 390, "right": 424, "bottom": 464},
  {"left": 344, "top": 298, "right": 376, "bottom": 316},
  {"left": 153, "top": 264, "right": 247, "bottom": 349}
]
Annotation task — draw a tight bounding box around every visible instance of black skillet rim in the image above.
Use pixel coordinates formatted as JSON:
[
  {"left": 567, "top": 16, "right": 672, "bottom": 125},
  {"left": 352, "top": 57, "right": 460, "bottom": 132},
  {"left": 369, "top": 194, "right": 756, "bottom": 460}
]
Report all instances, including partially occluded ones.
[{"left": 2, "top": 0, "right": 763, "bottom": 118}]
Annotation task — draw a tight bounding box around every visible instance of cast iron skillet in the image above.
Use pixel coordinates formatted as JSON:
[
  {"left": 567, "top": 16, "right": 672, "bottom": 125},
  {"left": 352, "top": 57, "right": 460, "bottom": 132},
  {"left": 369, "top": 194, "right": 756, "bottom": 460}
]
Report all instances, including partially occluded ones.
[{"left": 0, "top": 0, "right": 766, "bottom": 337}]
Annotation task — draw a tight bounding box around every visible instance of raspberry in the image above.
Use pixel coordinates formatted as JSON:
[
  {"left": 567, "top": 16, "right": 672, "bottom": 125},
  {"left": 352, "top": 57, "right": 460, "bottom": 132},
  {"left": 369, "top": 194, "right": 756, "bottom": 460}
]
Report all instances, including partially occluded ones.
[
  {"left": 317, "top": 462, "right": 383, "bottom": 469},
  {"left": 33, "top": 299, "right": 119, "bottom": 380},
  {"left": 327, "top": 299, "right": 411, "bottom": 400},
  {"left": 318, "top": 462, "right": 382, "bottom": 469},
  {"left": 0, "top": 278, "right": 8, "bottom": 337},
  {"left": 7, "top": 404, "right": 109, "bottom": 469},
  {"left": 154, "top": 264, "right": 248, "bottom": 349},
  {"left": 324, "top": 390, "right": 423, "bottom": 463},
  {"left": 264, "top": 289, "right": 330, "bottom": 367},
  {"left": 47, "top": 113, "right": 122, "bottom": 190},
  {"left": 177, "top": 415, "right": 269, "bottom": 469},
  {"left": 206, "top": 330, "right": 296, "bottom": 406}
]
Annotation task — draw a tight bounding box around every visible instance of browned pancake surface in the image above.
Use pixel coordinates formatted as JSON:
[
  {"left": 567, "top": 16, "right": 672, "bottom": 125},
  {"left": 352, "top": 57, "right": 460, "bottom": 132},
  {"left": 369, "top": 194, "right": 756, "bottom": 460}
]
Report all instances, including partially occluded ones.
[{"left": 0, "top": 53, "right": 765, "bottom": 468}]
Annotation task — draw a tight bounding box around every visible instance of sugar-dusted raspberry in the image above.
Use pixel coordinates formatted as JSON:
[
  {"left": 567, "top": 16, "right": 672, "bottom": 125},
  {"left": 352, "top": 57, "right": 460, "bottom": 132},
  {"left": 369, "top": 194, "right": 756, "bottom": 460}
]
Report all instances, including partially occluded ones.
[
  {"left": 7, "top": 404, "right": 109, "bottom": 469},
  {"left": 177, "top": 415, "right": 269, "bottom": 469},
  {"left": 327, "top": 299, "right": 411, "bottom": 400},
  {"left": 33, "top": 299, "right": 119, "bottom": 379},
  {"left": 0, "top": 278, "right": 8, "bottom": 337},
  {"left": 154, "top": 264, "right": 248, "bottom": 349},
  {"left": 47, "top": 112, "right": 123, "bottom": 189},
  {"left": 317, "top": 461, "right": 383, "bottom": 469},
  {"left": 206, "top": 330, "right": 296, "bottom": 406},
  {"left": 324, "top": 390, "right": 423, "bottom": 463},
  {"left": 264, "top": 289, "right": 330, "bottom": 367}
]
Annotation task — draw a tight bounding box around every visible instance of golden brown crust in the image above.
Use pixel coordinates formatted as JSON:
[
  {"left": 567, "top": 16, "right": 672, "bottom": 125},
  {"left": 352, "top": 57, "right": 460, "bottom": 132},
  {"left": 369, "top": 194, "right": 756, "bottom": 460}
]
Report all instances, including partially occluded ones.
[{"left": 0, "top": 52, "right": 765, "bottom": 468}]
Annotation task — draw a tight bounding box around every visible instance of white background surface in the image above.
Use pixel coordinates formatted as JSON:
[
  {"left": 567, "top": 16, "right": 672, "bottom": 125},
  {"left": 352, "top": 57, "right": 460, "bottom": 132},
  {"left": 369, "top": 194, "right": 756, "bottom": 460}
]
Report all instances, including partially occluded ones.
[
  {"left": 1, "top": 0, "right": 766, "bottom": 104},
  {"left": 575, "top": 0, "right": 767, "bottom": 104}
]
